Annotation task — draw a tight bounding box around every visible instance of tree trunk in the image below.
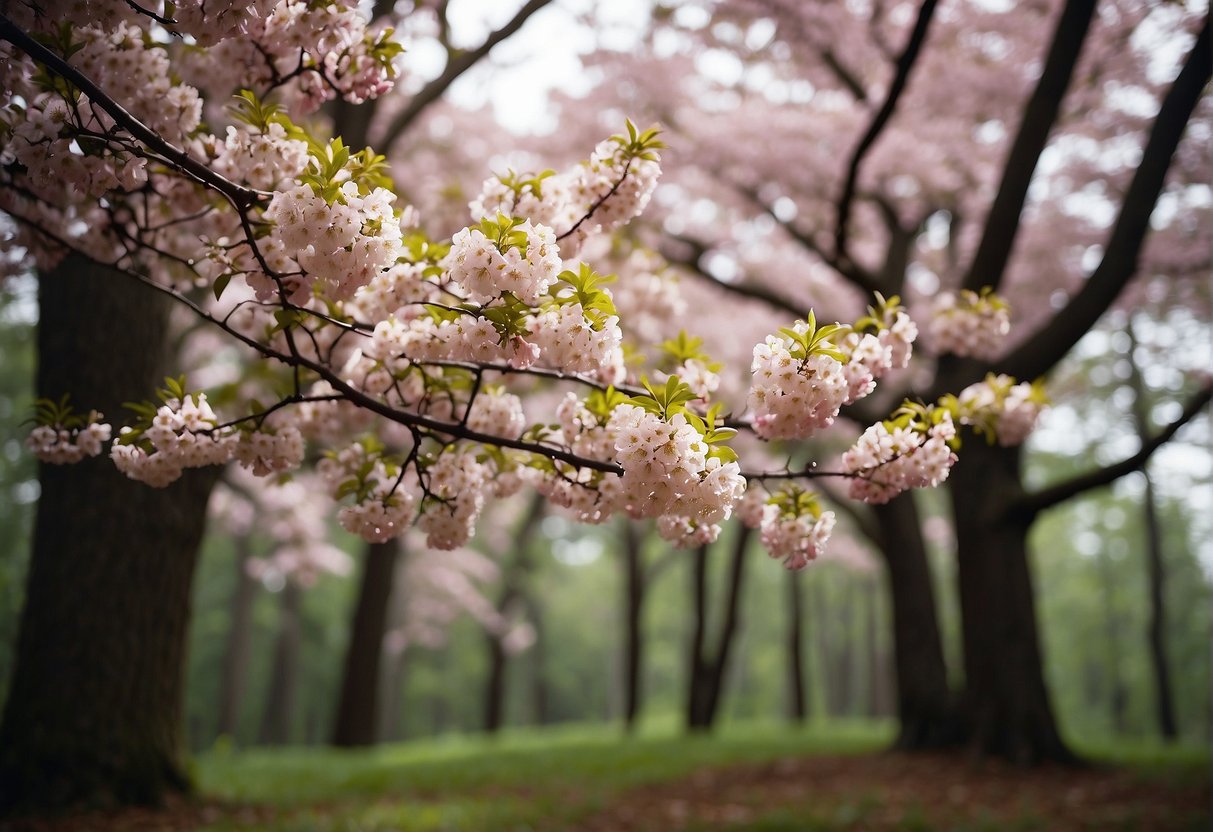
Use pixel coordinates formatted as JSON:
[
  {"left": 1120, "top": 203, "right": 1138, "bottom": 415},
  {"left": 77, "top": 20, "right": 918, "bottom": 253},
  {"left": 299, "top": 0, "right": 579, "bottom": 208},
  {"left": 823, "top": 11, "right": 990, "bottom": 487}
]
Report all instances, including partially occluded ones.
[
  {"left": 621, "top": 521, "right": 645, "bottom": 732},
  {"left": 951, "top": 442, "right": 1077, "bottom": 764},
  {"left": 0, "top": 258, "right": 216, "bottom": 812},
  {"left": 216, "top": 537, "right": 257, "bottom": 743},
  {"left": 258, "top": 581, "right": 302, "bottom": 745},
  {"left": 785, "top": 569, "right": 808, "bottom": 723},
  {"left": 686, "top": 527, "right": 752, "bottom": 732},
  {"left": 871, "top": 494, "right": 964, "bottom": 748},
  {"left": 1126, "top": 320, "right": 1178, "bottom": 741},
  {"left": 483, "top": 623, "right": 509, "bottom": 734},
  {"left": 523, "top": 592, "right": 551, "bottom": 726},
  {"left": 1140, "top": 471, "right": 1177, "bottom": 740},
  {"left": 332, "top": 539, "right": 401, "bottom": 746}
]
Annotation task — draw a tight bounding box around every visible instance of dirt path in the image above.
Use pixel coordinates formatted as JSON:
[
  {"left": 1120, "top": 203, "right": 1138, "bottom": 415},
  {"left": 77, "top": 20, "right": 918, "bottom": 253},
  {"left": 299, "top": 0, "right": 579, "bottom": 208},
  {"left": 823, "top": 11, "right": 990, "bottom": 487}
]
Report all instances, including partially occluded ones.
[{"left": 575, "top": 751, "right": 1211, "bottom": 831}]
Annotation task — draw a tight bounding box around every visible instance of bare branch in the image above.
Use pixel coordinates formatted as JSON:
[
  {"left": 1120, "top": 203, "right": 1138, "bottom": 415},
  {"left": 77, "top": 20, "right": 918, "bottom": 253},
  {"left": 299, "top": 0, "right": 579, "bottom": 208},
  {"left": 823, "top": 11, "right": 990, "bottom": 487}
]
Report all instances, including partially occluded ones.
[
  {"left": 379, "top": 0, "right": 553, "bottom": 145},
  {"left": 834, "top": 0, "right": 937, "bottom": 264},
  {"left": 997, "top": 18, "right": 1212, "bottom": 382},
  {"left": 959, "top": 0, "right": 1097, "bottom": 294},
  {"left": 1012, "top": 382, "right": 1212, "bottom": 520}
]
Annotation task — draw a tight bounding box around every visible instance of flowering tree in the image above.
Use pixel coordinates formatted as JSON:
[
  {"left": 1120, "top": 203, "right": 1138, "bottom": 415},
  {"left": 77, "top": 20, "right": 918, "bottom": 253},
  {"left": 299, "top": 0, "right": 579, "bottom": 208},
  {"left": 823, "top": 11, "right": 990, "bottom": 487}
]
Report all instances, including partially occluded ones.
[
  {"left": 1, "top": 0, "right": 1206, "bottom": 809},
  {"left": 538, "top": 0, "right": 1210, "bottom": 759}
]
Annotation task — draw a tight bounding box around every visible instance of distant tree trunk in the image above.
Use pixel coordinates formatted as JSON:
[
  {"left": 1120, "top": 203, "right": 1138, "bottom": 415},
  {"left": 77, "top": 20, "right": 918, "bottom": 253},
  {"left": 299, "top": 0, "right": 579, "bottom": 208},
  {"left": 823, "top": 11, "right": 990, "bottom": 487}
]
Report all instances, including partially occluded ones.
[
  {"left": 785, "top": 569, "right": 808, "bottom": 723},
  {"left": 523, "top": 592, "right": 551, "bottom": 726},
  {"left": 332, "top": 539, "right": 401, "bottom": 747},
  {"left": 622, "top": 521, "right": 646, "bottom": 732},
  {"left": 1095, "top": 541, "right": 1128, "bottom": 734},
  {"left": 1140, "top": 470, "right": 1177, "bottom": 740},
  {"left": 0, "top": 258, "right": 217, "bottom": 812},
  {"left": 1126, "top": 320, "right": 1178, "bottom": 741},
  {"left": 686, "top": 527, "right": 752, "bottom": 731},
  {"left": 871, "top": 495, "right": 963, "bottom": 748},
  {"left": 217, "top": 537, "right": 258, "bottom": 742},
  {"left": 258, "top": 581, "right": 302, "bottom": 745},
  {"left": 379, "top": 646, "right": 410, "bottom": 742},
  {"left": 483, "top": 622, "right": 509, "bottom": 734},
  {"left": 951, "top": 442, "right": 1076, "bottom": 764},
  {"left": 482, "top": 496, "right": 545, "bottom": 735}
]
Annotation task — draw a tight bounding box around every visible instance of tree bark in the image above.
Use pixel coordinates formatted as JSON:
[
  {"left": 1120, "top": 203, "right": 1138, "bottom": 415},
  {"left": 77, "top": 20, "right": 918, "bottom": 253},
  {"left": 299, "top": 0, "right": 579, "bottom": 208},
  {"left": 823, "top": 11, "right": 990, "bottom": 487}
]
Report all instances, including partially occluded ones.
[
  {"left": 0, "top": 258, "right": 216, "bottom": 812},
  {"left": 216, "top": 537, "right": 258, "bottom": 743},
  {"left": 332, "top": 539, "right": 401, "bottom": 747},
  {"left": 785, "top": 569, "right": 808, "bottom": 723},
  {"left": 258, "top": 581, "right": 302, "bottom": 746},
  {"left": 1126, "top": 321, "right": 1178, "bottom": 741},
  {"left": 686, "top": 527, "right": 752, "bottom": 732},
  {"left": 951, "top": 442, "right": 1076, "bottom": 764},
  {"left": 871, "top": 495, "right": 963, "bottom": 748},
  {"left": 621, "top": 521, "right": 645, "bottom": 732}
]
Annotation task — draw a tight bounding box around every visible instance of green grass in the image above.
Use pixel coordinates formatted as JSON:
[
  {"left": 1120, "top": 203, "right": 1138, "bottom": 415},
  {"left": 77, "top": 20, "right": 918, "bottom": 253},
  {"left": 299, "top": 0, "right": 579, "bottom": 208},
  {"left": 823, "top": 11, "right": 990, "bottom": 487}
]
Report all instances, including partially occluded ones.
[
  {"left": 192, "top": 722, "right": 1209, "bottom": 832},
  {"left": 195, "top": 720, "right": 891, "bottom": 830}
]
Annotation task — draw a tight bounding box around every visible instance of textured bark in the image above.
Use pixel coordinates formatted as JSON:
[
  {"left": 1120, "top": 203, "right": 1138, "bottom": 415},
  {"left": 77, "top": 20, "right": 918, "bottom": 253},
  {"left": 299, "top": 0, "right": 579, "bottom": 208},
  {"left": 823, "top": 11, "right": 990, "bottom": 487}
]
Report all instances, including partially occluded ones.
[
  {"left": 785, "top": 570, "right": 808, "bottom": 723},
  {"left": 258, "top": 582, "right": 302, "bottom": 746},
  {"left": 216, "top": 537, "right": 257, "bottom": 742},
  {"left": 951, "top": 443, "right": 1076, "bottom": 764},
  {"left": 871, "top": 495, "right": 964, "bottom": 749},
  {"left": 332, "top": 540, "right": 400, "bottom": 747},
  {"left": 0, "top": 258, "right": 216, "bottom": 812}
]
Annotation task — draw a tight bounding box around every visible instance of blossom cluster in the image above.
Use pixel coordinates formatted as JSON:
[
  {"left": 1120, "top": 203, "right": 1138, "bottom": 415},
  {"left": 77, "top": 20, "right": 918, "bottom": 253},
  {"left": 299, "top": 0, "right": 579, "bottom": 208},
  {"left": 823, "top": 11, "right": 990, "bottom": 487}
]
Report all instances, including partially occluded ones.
[
  {"left": 744, "top": 487, "right": 838, "bottom": 571},
  {"left": 747, "top": 315, "right": 851, "bottom": 440},
  {"left": 841, "top": 404, "right": 959, "bottom": 504},
  {"left": 955, "top": 374, "right": 1047, "bottom": 446},
  {"left": 928, "top": 288, "right": 1011, "bottom": 359},
  {"left": 25, "top": 416, "right": 113, "bottom": 465}
]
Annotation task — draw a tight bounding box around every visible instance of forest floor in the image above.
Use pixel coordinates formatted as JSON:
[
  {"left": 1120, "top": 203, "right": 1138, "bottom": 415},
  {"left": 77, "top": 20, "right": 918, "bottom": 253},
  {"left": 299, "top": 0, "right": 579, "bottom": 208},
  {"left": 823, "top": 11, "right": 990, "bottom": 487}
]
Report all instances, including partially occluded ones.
[{"left": 5, "top": 723, "right": 1208, "bottom": 831}]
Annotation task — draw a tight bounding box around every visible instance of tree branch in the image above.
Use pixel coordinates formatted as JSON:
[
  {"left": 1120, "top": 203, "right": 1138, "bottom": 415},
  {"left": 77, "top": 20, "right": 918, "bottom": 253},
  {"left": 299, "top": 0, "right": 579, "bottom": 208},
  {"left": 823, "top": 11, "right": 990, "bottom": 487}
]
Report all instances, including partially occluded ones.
[
  {"left": 657, "top": 235, "right": 802, "bottom": 317},
  {"left": 834, "top": 0, "right": 937, "bottom": 265},
  {"left": 959, "top": 0, "right": 1097, "bottom": 294},
  {"left": 0, "top": 13, "right": 262, "bottom": 210},
  {"left": 997, "top": 17, "right": 1212, "bottom": 381},
  {"left": 379, "top": 0, "right": 553, "bottom": 145},
  {"left": 1012, "top": 382, "right": 1212, "bottom": 520}
]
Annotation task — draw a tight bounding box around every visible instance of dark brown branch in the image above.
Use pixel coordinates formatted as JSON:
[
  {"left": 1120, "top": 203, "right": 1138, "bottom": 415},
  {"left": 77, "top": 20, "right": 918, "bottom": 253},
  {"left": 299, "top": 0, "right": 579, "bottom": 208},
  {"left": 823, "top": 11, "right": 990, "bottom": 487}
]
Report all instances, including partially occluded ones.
[
  {"left": 379, "top": 0, "right": 553, "bottom": 145},
  {"left": 997, "top": 18, "right": 1212, "bottom": 382},
  {"left": 821, "top": 49, "right": 869, "bottom": 102},
  {"left": 834, "top": 0, "right": 937, "bottom": 263},
  {"left": 0, "top": 13, "right": 262, "bottom": 210},
  {"left": 1012, "top": 382, "right": 1212, "bottom": 520},
  {"left": 959, "top": 0, "right": 1097, "bottom": 293},
  {"left": 657, "top": 235, "right": 802, "bottom": 317}
]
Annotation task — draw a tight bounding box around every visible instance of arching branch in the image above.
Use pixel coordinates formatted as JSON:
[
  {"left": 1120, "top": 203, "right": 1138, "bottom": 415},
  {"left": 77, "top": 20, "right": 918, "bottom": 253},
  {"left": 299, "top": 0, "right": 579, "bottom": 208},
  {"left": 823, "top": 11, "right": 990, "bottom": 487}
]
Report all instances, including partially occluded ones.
[
  {"left": 379, "top": 0, "right": 553, "bottom": 146},
  {"left": 998, "top": 17, "right": 1212, "bottom": 382},
  {"left": 1011, "top": 382, "right": 1211, "bottom": 521},
  {"left": 959, "top": 0, "right": 1097, "bottom": 293},
  {"left": 833, "top": 0, "right": 937, "bottom": 265}
]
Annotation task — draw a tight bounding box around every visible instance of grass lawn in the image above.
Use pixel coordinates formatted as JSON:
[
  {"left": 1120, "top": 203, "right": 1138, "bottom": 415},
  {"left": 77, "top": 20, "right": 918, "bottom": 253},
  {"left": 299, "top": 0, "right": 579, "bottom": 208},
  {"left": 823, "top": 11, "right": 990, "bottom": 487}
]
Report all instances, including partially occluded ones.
[{"left": 11, "top": 721, "right": 1209, "bottom": 831}]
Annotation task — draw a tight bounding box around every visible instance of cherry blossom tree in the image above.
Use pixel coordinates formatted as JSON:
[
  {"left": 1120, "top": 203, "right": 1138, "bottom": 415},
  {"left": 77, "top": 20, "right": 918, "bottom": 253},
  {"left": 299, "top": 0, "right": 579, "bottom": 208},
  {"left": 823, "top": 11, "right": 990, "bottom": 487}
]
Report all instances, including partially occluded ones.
[{"left": 539, "top": 0, "right": 1210, "bottom": 760}]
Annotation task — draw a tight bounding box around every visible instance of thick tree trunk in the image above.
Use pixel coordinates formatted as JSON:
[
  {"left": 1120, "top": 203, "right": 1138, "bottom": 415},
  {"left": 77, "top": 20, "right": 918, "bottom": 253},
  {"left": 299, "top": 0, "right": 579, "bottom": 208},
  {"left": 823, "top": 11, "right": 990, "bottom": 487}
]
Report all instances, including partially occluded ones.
[
  {"left": 622, "top": 521, "right": 645, "bottom": 732},
  {"left": 871, "top": 495, "right": 962, "bottom": 748},
  {"left": 332, "top": 539, "right": 400, "bottom": 747},
  {"left": 0, "top": 259, "right": 216, "bottom": 812},
  {"left": 216, "top": 537, "right": 257, "bottom": 742},
  {"left": 785, "top": 570, "right": 808, "bottom": 723},
  {"left": 951, "top": 442, "right": 1077, "bottom": 764},
  {"left": 258, "top": 581, "right": 302, "bottom": 745}
]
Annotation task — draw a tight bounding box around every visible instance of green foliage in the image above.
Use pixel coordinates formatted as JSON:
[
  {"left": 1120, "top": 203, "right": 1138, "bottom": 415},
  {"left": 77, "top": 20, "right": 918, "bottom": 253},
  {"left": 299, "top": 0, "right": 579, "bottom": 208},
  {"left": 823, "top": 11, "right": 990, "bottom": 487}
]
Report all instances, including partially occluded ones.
[
  {"left": 780, "top": 310, "right": 849, "bottom": 364},
  {"left": 628, "top": 374, "right": 698, "bottom": 420},
  {"left": 548, "top": 263, "right": 618, "bottom": 330},
  {"left": 658, "top": 330, "right": 722, "bottom": 372}
]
